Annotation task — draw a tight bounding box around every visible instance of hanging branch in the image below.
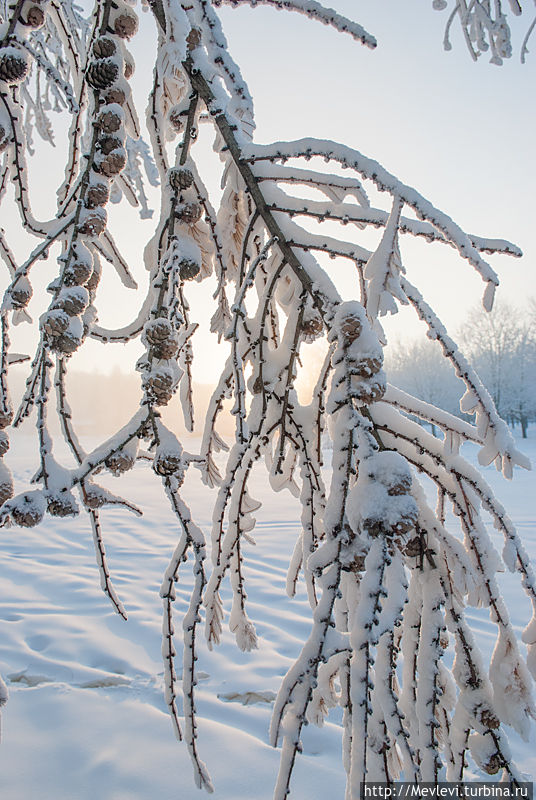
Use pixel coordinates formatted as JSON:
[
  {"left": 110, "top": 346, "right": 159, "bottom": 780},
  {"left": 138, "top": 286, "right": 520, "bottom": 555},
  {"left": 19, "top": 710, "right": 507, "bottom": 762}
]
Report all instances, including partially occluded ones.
[{"left": 0, "top": 1, "right": 533, "bottom": 797}]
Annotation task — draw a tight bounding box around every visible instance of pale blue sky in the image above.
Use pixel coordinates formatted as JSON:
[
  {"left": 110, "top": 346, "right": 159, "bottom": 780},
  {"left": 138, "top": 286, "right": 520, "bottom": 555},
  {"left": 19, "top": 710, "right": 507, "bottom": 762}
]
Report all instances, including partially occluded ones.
[{"left": 5, "top": 1, "right": 535, "bottom": 383}]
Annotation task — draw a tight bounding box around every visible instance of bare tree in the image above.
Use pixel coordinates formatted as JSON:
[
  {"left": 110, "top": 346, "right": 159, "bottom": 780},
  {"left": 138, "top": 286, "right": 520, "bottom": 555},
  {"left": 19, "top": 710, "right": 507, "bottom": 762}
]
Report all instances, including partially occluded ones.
[
  {"left": 433, "top": 0, "right": 536, "bottom": 63},
  {"left": 0, "top": 1, "right": 535, "bottom": 797},
  {"left": 460, "top": 303, "right": 536, "bottom": 438},
  {"left": 386, "top": 340, "right": 465, "bottom": 435}
]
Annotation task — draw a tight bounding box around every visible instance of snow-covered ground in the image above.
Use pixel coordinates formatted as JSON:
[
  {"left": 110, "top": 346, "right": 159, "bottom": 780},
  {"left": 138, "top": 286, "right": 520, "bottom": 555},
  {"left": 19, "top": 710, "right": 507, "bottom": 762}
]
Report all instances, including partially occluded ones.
[{"left": 0, "top": 429, "right": 535, "bottom": 799}]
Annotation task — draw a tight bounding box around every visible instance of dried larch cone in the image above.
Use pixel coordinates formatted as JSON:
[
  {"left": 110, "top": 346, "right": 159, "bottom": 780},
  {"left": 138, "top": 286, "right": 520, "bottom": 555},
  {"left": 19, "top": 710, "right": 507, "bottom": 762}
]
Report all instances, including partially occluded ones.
[
  {"left": 97, "top": 134, "right": 124, "bottom": 156},
  {"left": 252, "top": 375, "right": 264, "bottom": 395},
  {"left": 0, "top": 431, "right": 9, "bottom": 457},
  {"left": 353, "top": 355, "right": 383, "bottom": 379},
  {"left": 104, "top": 86, "right": 126, "bottom": 106},
  {"left": 105, "top": 449, "right": 136, "bottom": 476},
  {"left": 144, "top": 318, "right": 174, "bottom": 346},
  {"left": 187, "top": 27, "right": 202, "bottom": 50},
  {"left": 41, "top": 308, "right": 70, "bottom": 338},
  {"left": 95, "top": 149, "right": 127, "bottom": 177},
  {"left": 0, "top": 47, "right": 29, "bottom": 85},
  {"left": 153, "top": 452, "right": 183, "bottom": 477},
  {"left": 179, "top": 257, "right": 201, "bottom": 281},
  {"left": 0, "top": 407, "right": 14, "bottom": 429},
  {"left": 0, "top": 125, "right": 9, "bottom": 152},
  {"left": 25, "top": 5, "right": 46, "bottom": 29},
  {"left": 301, "top": 314, "right": 323, "bottom": 340},
  {"left": 152, "top": 339, "right": 179, "bottom": 360},
  {"left": 403, "top": 535, "right": 423, "bottom": 559},
  {"left": 0, "top": 478, "right": 14, "bottom": 506},
  {"left": 175, "top": 202, "right": 202, "bottom": 225},
  {"left": 49, "top": 318, "right": 84, "bottom": 355},
  {"left": 11, "top": 495, "right": 45, "bottom": 527},
  {"left": 47, "top": 492, "right": 79, "bottom": 518},
  {"left": 113, "top": 10, "right": 139, "bottom": 39},
  {"left": 123, "top": 56, "right": 134, "bottom": 80},
  {"left": 87, "top": 58, "right": 120, "bottom": 90},
  {"left": 354, "top": 376, "right": 385, "bottom": 404},
  {"left": 340, "top": 314, "right": 362, "bottom": 342},
  {"left": 483, "top": 755, "right": 502, "bottom": 775},
  {"left": 55, "top": 287, "right": 89, "bottom": 317},
  {"left": 169, "top": 167, "right": 194, "bottom": 192},
  {"left": 64, "top": 259, "right": 93, "bottom": 287},
  {"left": 9, "top": 277, "right": 32, "bottom": 308},
  {"left": 97, "top": 107, "right": 123, "bottom": 134},
  {"left": 86, "top": 182, "right": 110, "bottom": 208},
  {"left": 84, "top": 485, "right": 107, "bottom": 509},
  {"left": 143, "top": 369, "right": 176, "bottom": 405},
  {"left": 168, "top": 105, "right": 187, "bottom": 133},
  {"left": 480, "top": 709, "right": 501, "bottom": 730},
  {"left": 93, "top": 37, "right": 117, "bottom": 59},
  {"left": 78, "top": 209, "right": 107, "bottom": 237}
]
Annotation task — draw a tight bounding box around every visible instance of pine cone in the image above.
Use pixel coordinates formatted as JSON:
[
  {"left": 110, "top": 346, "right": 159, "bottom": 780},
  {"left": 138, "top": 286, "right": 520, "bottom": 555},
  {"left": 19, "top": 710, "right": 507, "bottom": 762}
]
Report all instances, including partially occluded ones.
[
  {"left": 0, "top": 431, "right": 9, "bottom": 457},
  {"left": 81, "top": 305, "right": 97, "bottom": 337},
  {"left": 78, "top": 209, "right": 107, "bottom": 236},
  {"left": 54, "top": 287, "right": 89, "bottom": 317},
  {"left": 179, "top": 257, "right": 200, "bottom": 281},
  {"left": 84, "top": 486, "right": 107, "bottom": 510},
  {"left": 25, "top": 5, "right": 45, "bottom": 28},
  {"left": 41, "top": 308, "right": 70, "bottom": 338},
  {"left": 104, "top": 86, "right": 126, "bottom": 106},
  {"left": 86, "top": 182, "right": 110, "bottom": 208},
  {"left": 353, "top": 355, "right": 383, "bottom": 379},
  {"left": 123, "top": 57, "right": 134, "bottom": 80},
  {"left": 340, "top": 314, "right": 362, "bottom": 342},
  {"left": 404, "top": 536, "right": 423, "bottom": 558},
  {"left": 153, "top": 452, "right": 183, "bottom": 477},
  {"left": 9, "top": 278, "right": 32, "bottom": 308},
  {"left": 97, "top": 134, "right": 124, "bottom": 156},
  {"left": 387, "top": 481, "right": 411, "bottom": 497},
  {"left": 143, "top": 369, "right": 176, "bottom": 405},
  {"left": 85, "top": 266, "right": 101, "bottom": 296},
  {"left": 152, "top": 340, "right": 179, "bottom": 360},
  {"left": 252, "top": 375, "right": 264, "bottom": 394},
  {"left": 168, "top": 105, "right": 187, "bottom": 133},
  {"left": 11, "top": 495, "right": 45, "bottom": 527},
  {"left": 301, "top": 315, "right": 323, "bottom": 340},
  {"left": 144, "top": 318, "right": 174, "bottom": 346},
  {"left": 47, "top": 492, "right": 79, "bottom": 518},
  {"left": 0, "top": 478, "right": 14, "bottom": 506},
  {"left": 94, "top": 149, "right": 127, "bottom": 177},
  {"left": 169, "top": 167, "right": 194, "bottom": 192},
  {"left": 49, "top": 321, "right": 84, "bottom": 355},
  {"left": 483, "top": 755, "right": 501, "bottom": 775},
  {"left": 87, "top": 58, "right": 120, "bottom": 90},
  {"left": 63, "top": 260, "right": 93, "bottom": 287},
  {"left": 0, "top": 48, "right": 29, "bottom": 85},
  {"left": 480, "top": 709, "right": 500, "bottom": 730},
  {"left": 0, "top": 125, "right": 9, "bottom": 153},
  {"left": 113, "top": 11, "right": 139, "bottom": 39},
  {"left": 187, "top": 27, "right": 202, "bottom": 50},
  {"left": 97, "top": 107, "right": 123, "bottom": 133},
  {"left": 93, "top": 37, "right": 117, "bottom": 59},
  {"left": 0, "top": 407, "right": 13, "bottom": 429},
  {"left": 105, "top": 450, "right": 136, "bottom": 476},
  {"left": 354, "top": 377, "right": 385, "bottom": 404},
  {"left": 175, "top": 202, "right": 202, "bottom": 225}
]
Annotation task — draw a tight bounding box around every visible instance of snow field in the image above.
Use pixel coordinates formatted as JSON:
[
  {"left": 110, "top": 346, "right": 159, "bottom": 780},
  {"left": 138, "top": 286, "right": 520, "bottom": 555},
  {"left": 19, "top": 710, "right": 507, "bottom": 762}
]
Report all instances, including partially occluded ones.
[{"left": 0, "top": 429, "right": 534, "bottom": 799}]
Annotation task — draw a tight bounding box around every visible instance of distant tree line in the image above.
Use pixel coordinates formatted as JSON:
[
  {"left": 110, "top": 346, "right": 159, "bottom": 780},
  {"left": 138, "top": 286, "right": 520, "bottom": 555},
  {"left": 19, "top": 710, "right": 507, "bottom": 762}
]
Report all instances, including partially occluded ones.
[{"left": 386, "top": 301, "right": 536, "bottom": 438}]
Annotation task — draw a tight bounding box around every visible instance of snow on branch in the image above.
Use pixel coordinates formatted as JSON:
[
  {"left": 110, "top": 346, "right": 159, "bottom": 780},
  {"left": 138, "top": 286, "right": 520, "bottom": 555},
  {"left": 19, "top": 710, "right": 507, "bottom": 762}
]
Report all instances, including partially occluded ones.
[
  {"left": 0, "top": 1, "right": 532, "bottom": 796},
  {"left": 212, "top": 0, "right": 377, "bottom": 49}
]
